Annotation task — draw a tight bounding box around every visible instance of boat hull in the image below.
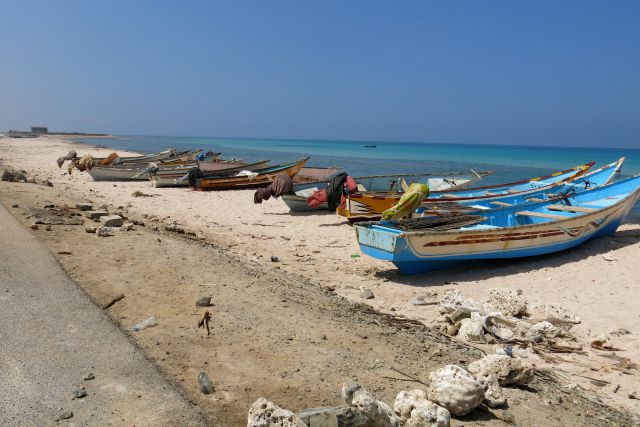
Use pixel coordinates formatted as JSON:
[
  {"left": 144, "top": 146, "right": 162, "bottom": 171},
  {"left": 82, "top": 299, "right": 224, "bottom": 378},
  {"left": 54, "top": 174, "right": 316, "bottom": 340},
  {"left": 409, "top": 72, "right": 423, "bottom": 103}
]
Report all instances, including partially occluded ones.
[
  {"left": 356, "top": 176, "right": 640, "bottom": 275},
  {"left": 193, "top": 158, "right": 309, "bottom": 191}
]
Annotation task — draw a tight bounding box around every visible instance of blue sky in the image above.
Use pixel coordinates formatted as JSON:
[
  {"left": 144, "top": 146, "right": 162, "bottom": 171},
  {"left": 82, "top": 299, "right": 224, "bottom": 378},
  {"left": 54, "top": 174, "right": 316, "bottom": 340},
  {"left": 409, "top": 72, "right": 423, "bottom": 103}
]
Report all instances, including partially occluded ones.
[{"left": 1, "top": 1, "right": 639, "bottom": 148}]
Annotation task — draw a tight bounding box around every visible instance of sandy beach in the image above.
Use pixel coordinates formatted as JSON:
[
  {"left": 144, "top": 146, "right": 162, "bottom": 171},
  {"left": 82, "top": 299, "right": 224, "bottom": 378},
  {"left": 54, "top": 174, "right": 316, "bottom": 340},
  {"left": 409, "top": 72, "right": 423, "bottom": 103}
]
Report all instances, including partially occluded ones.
[{"left": 1, "top": 134, "right": 639, "bottom": 425}]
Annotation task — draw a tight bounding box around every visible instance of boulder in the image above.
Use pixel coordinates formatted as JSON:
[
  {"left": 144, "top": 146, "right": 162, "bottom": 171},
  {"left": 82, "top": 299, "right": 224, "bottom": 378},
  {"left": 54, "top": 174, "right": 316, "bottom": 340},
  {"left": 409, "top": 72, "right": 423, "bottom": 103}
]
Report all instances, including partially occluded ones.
[
  {"left": 427, "top": 365, "right": 484, "bottom": 417},
  {"left": 100, "top": 215, "right": 123, "bottom": 227},
  {"left": 394, "top": 390, "right": 450, "bottom": 427},
  {"left": 342, "top": 380, "right": 399, "bottom": 427},
  {"left": 248, "top": 398, "right": 306, "bottom": 427}
]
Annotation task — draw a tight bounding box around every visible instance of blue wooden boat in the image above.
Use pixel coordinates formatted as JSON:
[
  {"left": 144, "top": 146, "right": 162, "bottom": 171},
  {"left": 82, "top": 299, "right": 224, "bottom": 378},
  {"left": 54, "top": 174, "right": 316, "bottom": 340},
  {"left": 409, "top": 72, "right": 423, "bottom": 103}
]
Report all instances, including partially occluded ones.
[
  {"left": 415, "top": 158, "right": 625, "bottom": 215},
  {"left": 355, "top": 173, "right": 640, "bottom": 275},
  {"left": 339, "top": 162, "right": 593, "bottom": 221}
]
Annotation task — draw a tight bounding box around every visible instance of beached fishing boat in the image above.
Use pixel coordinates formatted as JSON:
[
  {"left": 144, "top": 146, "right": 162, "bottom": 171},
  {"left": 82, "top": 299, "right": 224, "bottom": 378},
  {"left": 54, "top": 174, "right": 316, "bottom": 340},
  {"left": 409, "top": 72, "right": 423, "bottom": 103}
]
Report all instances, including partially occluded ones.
[
  {"left": 415, "top": 158, "right": 624, "bottom": 216},
  {"left": 149, "top": 159, "right": 271, "bottom": 187},
  {"left": 282, "top": 169, "right": 493, "bottom": 212},
  {"left": 85, "top": 152, "right": 223, "bottom": 181},
  {"left": 338, "top": 162, "right": 594, "bottom": 221},
  {"left": 355, "top": 173, "right": 640, "bottom": 275},
  {"left": 193, "top": 157, "right": 309, "bottom": 191}
]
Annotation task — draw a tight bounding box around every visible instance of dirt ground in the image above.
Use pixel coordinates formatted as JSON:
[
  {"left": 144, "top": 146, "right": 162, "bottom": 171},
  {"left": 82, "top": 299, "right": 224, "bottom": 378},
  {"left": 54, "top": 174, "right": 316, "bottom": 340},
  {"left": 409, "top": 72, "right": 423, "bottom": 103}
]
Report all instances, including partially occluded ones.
[{"left": 1, "top": 180, "right": 637, "bottom": 426}]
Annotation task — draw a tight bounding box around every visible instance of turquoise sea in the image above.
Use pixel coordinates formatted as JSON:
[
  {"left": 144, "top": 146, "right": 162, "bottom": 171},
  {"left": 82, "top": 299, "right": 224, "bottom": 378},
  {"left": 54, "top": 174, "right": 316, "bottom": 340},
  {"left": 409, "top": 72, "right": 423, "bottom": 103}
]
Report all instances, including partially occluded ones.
[{"left": 75, "top": 135, "right": 640, "bottom": 222}]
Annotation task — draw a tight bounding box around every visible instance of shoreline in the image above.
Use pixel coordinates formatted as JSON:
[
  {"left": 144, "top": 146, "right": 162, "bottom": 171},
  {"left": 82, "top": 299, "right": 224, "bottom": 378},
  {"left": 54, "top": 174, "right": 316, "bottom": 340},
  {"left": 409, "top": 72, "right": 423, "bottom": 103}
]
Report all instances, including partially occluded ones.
[{"left": 1, "top": 134, "right": 640, "bottom": 420}]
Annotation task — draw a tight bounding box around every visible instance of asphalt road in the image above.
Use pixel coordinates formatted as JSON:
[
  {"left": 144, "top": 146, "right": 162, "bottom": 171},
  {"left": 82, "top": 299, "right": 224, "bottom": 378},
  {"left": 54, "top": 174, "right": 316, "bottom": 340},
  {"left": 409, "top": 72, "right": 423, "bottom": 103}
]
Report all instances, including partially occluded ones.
[{"left": 0, "top": 204, "right": 208, "bottom": 426}]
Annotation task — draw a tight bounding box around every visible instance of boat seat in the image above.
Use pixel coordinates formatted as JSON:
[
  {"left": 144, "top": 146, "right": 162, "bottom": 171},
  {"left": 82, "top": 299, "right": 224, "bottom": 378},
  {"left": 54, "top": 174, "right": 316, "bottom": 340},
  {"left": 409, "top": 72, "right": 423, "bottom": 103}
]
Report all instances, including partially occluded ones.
[
  {"left": 441, "top": 194, "right": 458, "bottom": 199},
  {"left": 357, "top": 184, "right": 367, "bottom": 192},
  {"left": 516, "top": 210, "right": 567, "bottom": 220},
  {"left": 490, "top": 201, "right": 512, "bottom": 207},
  {"left": 547, "top": 204, "right": 598, "bottom": 213},
  {"left": 485, "top": 192, "right": 499, "bottom": 196},
  {"left": 526, "top": 197, "right": 545, "bottom": 202},
  {"left": 507, "top": 190, "right": 520, "bottom": 194}
]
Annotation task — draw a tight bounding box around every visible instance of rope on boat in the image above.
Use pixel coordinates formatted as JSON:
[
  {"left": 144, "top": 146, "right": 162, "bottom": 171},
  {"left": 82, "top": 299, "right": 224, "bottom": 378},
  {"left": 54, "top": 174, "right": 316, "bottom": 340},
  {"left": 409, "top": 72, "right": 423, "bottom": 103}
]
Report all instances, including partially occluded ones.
[{"left": 391, "top": 214, "right": 486, "bottom": 231}]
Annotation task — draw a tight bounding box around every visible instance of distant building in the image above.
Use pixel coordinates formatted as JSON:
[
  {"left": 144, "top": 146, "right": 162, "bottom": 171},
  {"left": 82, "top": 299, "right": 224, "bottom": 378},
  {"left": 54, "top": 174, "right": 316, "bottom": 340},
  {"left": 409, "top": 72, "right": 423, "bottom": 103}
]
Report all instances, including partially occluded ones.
[{"left": 31, "top": 126, "right": 48, "bottom": 134}]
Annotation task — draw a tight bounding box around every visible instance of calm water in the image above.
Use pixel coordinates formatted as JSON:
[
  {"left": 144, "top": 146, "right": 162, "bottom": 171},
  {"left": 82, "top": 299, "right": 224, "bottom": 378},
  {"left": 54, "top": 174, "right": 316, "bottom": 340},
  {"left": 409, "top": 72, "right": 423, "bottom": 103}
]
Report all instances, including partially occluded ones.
[{"left": 75, "top": 135, "right": 640, "bottom": 222}]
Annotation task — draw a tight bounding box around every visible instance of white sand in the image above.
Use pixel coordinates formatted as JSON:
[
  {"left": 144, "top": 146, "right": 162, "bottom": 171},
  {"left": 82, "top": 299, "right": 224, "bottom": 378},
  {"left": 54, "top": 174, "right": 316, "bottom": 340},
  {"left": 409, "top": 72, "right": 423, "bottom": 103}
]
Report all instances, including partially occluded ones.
[{"left": 2, "top": 135, "right": 640, "bottom": 413}]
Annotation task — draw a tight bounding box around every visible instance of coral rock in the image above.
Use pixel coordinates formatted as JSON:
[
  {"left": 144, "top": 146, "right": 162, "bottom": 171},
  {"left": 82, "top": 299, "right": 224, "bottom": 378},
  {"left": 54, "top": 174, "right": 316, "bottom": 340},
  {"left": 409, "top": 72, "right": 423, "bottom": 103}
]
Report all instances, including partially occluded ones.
[
  {"left": 394, "top": 390, "right": 450, "bottom": 427},
  {"left": 540, "top": 304, "right": 581, "bottom": 324},
  {"left": 457, "top": 318, "right": 486, "bottom": 343},
  {"left": 486, "top": 288, "right": 528, "bottom": 317},
  {"left": 247, "top": 398, "right": 306, "bottom": 427},
  {"left": 342, "top": 380, "right": 399, "bottom": 427},
  {"left": 468, "top": 354, "right": 534, "bottom": 387},
  {"left": 427, "top": 365, "right": 484, "bottom": 417},
  {"left": 438, "top": 289, "right": 480, "bottom": 314}
]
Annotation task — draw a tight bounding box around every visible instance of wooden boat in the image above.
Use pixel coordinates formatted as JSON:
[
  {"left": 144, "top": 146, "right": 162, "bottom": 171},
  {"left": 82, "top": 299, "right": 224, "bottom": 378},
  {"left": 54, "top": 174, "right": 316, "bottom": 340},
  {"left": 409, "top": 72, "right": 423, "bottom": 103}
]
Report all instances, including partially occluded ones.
[
  {"left": 85, "top": 152, "right": 222, "bottom": 182},
  {"left": 193, "top": 157, "right": 309, "bottom": 191},
  {"left": 415, "top": 158, "right": 625, "bottom": 216},
  {"left": 149, "top": 159, "right": 271, "bottom": 188},
  {"left": 281, "top": 168, "right": 347, "bottom": 212},
  {"left": 355, "top": 173, "right": 640, "bottom": 275},
  {"left": 105, "top": 148, "right": 192, "bottom": 164},
  {"left": 282, "top": 169, "right": 493, "bottom": 212},
  {"left": 338, "top": 162, "right": 594, "bottom": 221},
  {"left": 293, "top": 167, "right": 346, "bottom": 183}
]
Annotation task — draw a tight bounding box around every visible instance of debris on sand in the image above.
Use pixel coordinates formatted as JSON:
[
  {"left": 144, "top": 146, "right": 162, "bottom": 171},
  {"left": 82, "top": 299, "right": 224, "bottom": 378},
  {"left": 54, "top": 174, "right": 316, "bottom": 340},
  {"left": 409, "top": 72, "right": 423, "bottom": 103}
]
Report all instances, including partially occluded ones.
[
  {"left": 75, "top": 202, "right": 93, "bottom": 211},
  {"left": 247, "top": 398, "right": 305, "bottom": 427},
  {"left": 131, "top": 190, "right": 156, "bottom": 197},
  {"left": 198, "top": 372, "right": 214, "bottom": 394},
  {"left": 29, "top": 206, "right": 84, "bottom": 226},
  {"left": 96, "top": 226, "right": 115, "bottom": 237},
  {"left": 195, "top": 296, "right": 213, "bottom": 307},
  {"left": 359, "top": 288, "right": 375, "bottom": 300},
  {"left": 100, "top": 215, "right": 123, "bottom": 227},
  {"left": 165, "top": 222, "right": 185, "bottom": 234},
  {"left": 539, "top": 304, "right": 581, "bottom": 324},
  {"left": 1, "top": 165, "right": 27, "bottom": 182},
  {"left": 55, "top": 410, "right": 73, "bottom": 421},
  {"left": 427, "top": 365, "right": 485, "bottom": 417},
  {"left": 590, "top": 334, "right": 623, "bottom": 351}
]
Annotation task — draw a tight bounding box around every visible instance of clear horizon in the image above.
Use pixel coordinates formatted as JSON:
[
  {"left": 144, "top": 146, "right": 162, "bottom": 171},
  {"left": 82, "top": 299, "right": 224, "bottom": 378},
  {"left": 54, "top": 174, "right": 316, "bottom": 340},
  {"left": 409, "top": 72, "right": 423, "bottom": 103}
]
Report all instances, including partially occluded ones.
[{"left": 1, "top": 1, "right": 639, "bottom": 149}]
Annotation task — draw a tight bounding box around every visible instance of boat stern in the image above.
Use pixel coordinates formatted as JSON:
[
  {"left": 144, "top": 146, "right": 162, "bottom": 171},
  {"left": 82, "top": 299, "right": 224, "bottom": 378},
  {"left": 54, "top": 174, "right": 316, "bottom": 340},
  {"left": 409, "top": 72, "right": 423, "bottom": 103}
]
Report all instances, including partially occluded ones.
[{"left": 354, "top": 223, "right": 403, "bottom": 261}]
